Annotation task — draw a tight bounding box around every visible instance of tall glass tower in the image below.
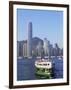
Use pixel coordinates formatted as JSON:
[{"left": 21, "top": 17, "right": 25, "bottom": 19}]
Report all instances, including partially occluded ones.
[
  {"left": 27, "top": 22, "right": 32, "bottom": 57},
  {"left": 43, "top": 38, "right": 50, "bottom": 56}
]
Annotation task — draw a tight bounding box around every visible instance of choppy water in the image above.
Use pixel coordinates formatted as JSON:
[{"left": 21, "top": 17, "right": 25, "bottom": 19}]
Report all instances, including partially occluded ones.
[{"left": 17, "top": 57, "right": 63, "bottom": 81}]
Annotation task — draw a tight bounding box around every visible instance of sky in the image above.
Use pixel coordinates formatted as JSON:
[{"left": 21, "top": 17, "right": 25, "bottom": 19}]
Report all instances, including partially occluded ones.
[{"left": 17, "top": 9, "right": 63, "bottom": 48}]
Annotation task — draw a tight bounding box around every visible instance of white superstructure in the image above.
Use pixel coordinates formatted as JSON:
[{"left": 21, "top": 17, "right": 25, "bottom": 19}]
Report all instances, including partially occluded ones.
[{"left": 35, "top": 59, "right": 52, "bottom": 69}]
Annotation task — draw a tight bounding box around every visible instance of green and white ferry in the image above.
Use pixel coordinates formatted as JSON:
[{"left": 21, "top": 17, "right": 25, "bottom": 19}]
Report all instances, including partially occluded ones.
[{"left": 35, "top": 59, "right": 52, "bottom": 79}]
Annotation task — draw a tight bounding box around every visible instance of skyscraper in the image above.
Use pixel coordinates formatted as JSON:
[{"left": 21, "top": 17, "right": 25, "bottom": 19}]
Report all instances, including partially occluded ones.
[
  {"left": 27, "top": 22, "right": 32, "bottom": 57},
  {"left": 23, "top": 42, "right": 27, "bottom": 57},
  {"left": 43, "top": 38, "right": 50, "bottom": 56},
  {"left": 49, "top": 44, "right": 53, "bottom": 56},
  {"left": 54, "top": 43, "right": 59, "bottom": 56},
  {"left": 36, "top": 41, "right": 44, "bottom": 57},
  {"left": 19, "top": 41, "right": 23, "bottom": 57}
]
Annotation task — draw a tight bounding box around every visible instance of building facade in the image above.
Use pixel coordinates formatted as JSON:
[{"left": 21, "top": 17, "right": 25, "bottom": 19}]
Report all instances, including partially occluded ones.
[
  {"left": 27, "top": 22, "right": 32, "bottom": 58},
  {"left": 43, "top": 38, "right": 50, "bottom": 56},
  {"left": 36, "top": 41, "right": 44, "bottom": 57},
  {"left": 23, "top": 42, "right": 27, "bottom": 57}
]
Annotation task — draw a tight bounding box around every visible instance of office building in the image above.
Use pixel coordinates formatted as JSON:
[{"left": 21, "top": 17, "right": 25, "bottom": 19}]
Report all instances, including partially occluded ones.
[
  {"left": 43, "top": 38, "right": 50, "bottom": 56},
  {"left": 23, "top": 42, "right": 27, "bottom": 57},
  {"left": 54, "top": 43, "right": 59, "bottom": 56},
  {"left": 27, "top": 22, "right": 32, "bottom": 57},
  {"left": 36, "top": 41, "right": 44, "bottom": 57}
]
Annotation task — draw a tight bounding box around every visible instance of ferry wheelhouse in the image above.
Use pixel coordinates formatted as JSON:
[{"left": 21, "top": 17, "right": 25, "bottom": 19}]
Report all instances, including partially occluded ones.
[{"left": 35, "top": 59, "right": 52, "bottom": 79}]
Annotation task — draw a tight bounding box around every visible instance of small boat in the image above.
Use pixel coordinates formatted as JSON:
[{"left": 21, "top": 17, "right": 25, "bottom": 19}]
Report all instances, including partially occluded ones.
[{"left": 35, "top": 58, "right": 52, "bottom": 79}]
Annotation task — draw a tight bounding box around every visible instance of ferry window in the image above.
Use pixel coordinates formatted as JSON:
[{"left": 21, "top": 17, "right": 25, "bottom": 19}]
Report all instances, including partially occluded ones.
[
  {"left": 38, "top": 64, "right": 42, "bottom": 65},
  {"left": 48, "top": 64, "right": 50, "bottom": 65},
  {"left": 40, "top": 64, "right": 42, "bottom": 65},
  {"left": 36, "top": 68, "right": 39, "bottom": 71},
  {"left": 42, "top": 69, "right": 45, "bottom": 72},
  {"left": 43, "top": 64, "right": 47, "bottom": 66}
]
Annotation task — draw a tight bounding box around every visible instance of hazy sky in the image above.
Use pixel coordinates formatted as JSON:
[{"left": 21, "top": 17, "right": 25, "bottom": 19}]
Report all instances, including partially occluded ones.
[{"left": 17, "top": 9, "right": 63, "bottom": 48}]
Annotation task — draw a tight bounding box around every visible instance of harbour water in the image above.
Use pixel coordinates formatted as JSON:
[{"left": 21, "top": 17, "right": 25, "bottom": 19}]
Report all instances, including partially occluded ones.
[{"left": 17, "top": 57, "right": 63, "bottom": 81}]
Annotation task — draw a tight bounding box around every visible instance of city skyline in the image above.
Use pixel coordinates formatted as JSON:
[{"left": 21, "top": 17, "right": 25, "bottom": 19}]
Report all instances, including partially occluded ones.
[
  {"left": 17, "top": 9, "right": 63, "bottom": 48},
  {"left": 17, "top": 22, "right": 63, "bottom": 58}
]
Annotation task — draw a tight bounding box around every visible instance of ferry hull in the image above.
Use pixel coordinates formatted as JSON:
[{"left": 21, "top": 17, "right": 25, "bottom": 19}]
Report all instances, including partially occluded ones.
[{"left": 35, "top": 68, "right": 52, "bottom": 79}]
